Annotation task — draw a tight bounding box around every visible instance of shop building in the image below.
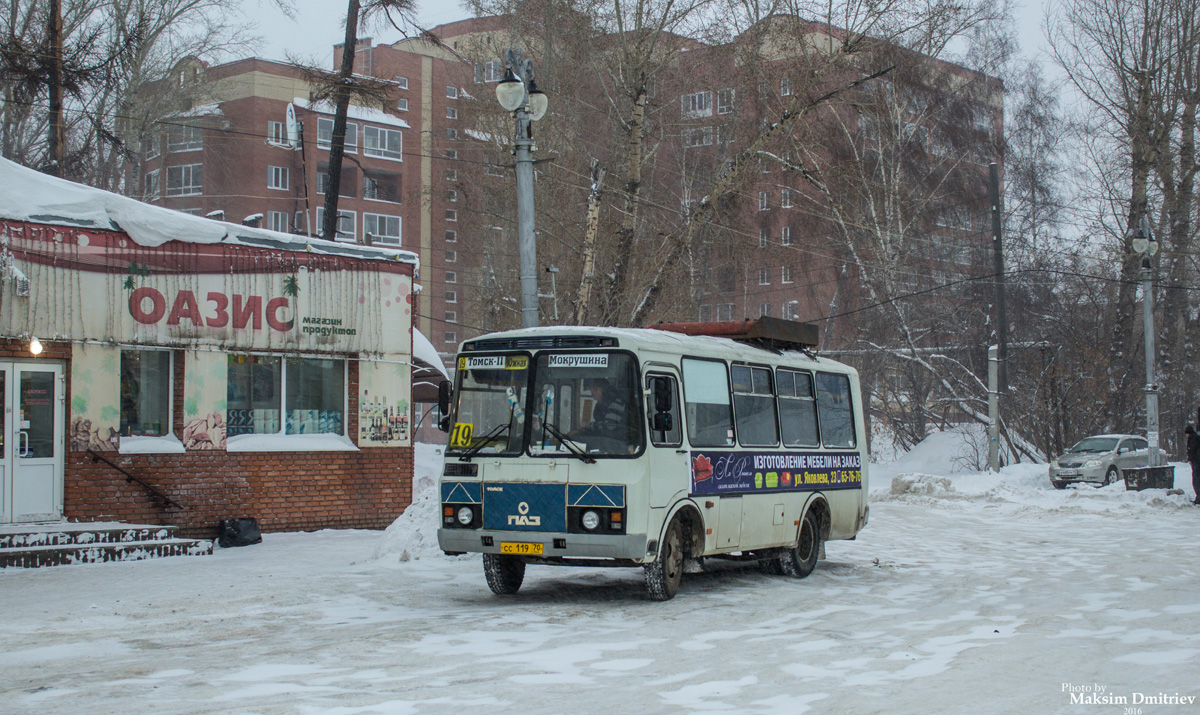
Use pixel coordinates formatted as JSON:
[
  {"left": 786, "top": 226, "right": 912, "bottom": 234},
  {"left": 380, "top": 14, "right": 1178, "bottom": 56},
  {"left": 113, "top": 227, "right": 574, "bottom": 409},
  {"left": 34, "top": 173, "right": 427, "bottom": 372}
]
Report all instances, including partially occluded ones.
[{"left": 0, "top": 158, "right": 428, "bottom": 536}]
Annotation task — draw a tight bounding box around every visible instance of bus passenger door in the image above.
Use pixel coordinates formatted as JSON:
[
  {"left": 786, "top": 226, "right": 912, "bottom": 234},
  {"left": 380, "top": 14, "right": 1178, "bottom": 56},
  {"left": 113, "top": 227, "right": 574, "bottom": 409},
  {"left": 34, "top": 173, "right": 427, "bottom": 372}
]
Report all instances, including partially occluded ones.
[{"left": 645, "top": 371, "right": 685, "bottom": 509}]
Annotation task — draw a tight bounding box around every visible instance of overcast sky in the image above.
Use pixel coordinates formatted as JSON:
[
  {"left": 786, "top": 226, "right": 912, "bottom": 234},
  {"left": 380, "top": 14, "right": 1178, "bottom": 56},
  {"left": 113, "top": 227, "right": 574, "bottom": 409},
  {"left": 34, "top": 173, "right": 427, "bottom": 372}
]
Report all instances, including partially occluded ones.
[{"left": 244, "top": 0, "right": 1055, "bottom": 70}]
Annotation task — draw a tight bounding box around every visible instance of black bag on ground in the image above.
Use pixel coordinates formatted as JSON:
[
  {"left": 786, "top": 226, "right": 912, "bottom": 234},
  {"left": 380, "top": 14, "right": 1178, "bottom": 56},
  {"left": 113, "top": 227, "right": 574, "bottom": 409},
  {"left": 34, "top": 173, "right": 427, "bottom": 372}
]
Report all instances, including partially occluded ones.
[{"left": 217, "top": 518, "right": 262, "bottom": 548}]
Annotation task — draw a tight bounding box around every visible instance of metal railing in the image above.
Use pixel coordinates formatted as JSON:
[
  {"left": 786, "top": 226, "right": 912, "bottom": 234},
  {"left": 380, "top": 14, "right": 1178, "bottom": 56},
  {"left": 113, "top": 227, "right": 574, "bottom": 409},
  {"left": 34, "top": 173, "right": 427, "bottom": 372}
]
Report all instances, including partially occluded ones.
[{"left": 86, "top": 450, "right": 184, "bottom": 511}]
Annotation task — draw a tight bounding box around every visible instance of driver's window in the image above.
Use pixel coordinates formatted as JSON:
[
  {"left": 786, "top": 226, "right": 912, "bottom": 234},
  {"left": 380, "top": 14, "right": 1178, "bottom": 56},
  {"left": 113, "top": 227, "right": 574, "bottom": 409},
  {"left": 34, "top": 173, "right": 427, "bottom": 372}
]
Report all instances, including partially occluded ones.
[
  {"left": 1117, "top": 440, "right": 1130, "bottom": 454},
  {"left": 646, "top": 374, "right": 682, "bottom": 447}
]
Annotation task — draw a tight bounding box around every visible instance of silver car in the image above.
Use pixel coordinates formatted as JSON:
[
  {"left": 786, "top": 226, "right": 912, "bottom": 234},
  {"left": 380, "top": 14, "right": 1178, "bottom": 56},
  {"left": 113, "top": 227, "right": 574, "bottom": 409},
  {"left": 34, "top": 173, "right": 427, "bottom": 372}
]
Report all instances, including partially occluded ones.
[{"left": 1049, "top": 434, "right": 1149, "bottom": 489}]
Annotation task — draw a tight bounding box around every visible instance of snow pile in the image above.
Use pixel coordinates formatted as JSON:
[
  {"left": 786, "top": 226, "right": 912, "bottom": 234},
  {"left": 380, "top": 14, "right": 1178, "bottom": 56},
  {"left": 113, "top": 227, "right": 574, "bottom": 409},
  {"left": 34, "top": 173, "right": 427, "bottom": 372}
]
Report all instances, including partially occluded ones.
[
  {"left": 374, "top": 442, "right": 452, "bottom": 562},
  {"left": 889, "top": 473, "right": 959, "bottom": 498}
]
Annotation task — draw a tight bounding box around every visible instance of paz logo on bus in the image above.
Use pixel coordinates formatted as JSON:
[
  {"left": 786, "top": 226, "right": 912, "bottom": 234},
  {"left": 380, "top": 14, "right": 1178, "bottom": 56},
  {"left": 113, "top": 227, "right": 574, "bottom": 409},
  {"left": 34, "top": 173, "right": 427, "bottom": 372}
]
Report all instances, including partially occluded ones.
[{"left": 508, "top": 501, "right": 541, "bottom": 527}]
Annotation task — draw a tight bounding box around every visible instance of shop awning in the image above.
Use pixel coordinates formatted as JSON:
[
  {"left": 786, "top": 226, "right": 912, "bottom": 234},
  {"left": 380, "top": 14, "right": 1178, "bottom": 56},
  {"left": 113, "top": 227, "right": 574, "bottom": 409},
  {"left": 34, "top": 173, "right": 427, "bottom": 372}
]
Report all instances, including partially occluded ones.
[{"left": 412, "top": 329, "right": 450, "bottom": 402}]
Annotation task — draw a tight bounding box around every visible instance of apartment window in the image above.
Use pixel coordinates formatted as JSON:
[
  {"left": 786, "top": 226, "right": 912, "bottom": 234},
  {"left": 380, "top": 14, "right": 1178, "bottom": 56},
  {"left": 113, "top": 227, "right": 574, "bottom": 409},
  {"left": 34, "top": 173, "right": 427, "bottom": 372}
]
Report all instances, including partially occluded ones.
[
  {"left": 294, "top": 211, "right": 304, "bottom": 231},
  {"left": 781, "top": 188, "right": 794, "bottom": 208},
  {"left": 364, "top": 213, "right": 401, "bottom": 245},
  {"left": 445, "top": 148, "right": 458, "bottom": 160},
  {"left": 446, "top": 250, "right": 457, "bottom": 263},
  {"left": 445, "top": 311, "right": 457, "bottom": 323},
  {"left": 445, "top": 189, "right": 457, "bottom": 203},
  {"left": 784, "top": 300, "right": 799, "bottom": 320},
  {"left": 315, "top": 207, "right": 356, "bottom": 241},
  {"left": 484, "top": 158, "right": 505, "bottom": 176},
  {"left": 681, "top": 91, "right": 712, "bottom": 118},
  {"left": 446, "top": 107, "right": 458, "bottom": 120},
  {"left": 144, "top": 134, "right": 160, "bottom": 160},
  {"left": 717, "top": 303, "right": 735, "bottom": 321},
  {"left": 717, "top": 88, "right": 735, "bottom": 114},
  {"left": 476, "top": 60, "right": 503, "bottom": 83},
  {"left": 445, "top": 331, "right": 458, "bottom": 344},
  {"left": 445, "top": 209, "right": 457, "bottom": 222},
  {"left": 445, "top": 229, "right": 457, "bottom": 242},
  {"left": 445, "top": 270, "right": 457, "bottom": 283},
  {"left": 718, "top": 124, "right": 734, "bottom": 145},
  {"left": 165, "top": 164, "right": 202, "bottom": 196},
  {"left": 759, "top": 303, "right": 771, "bottom": 317},
  {"left": 758, "top": 228, "right": 767, "bottom": 248},
  {"left": 226, "top": 356, "right": 346, "bottom": 436},
  {"left": 446, "top": 86, "right": 459, "bottom": 99},
  {"left": 394, "top": 75, "right": 409, "bottom": 89},
  {"left": 758, "top": 191, "right": 768, "bottom": 211},
  {"left": 780, "top": 76, "right": 792, "bottom": 96},
  {"left": 267, "top": 120, "right": 287, "bottom": 145},
  {"left": 782, "top": 266, "right": 793, "bottom": 283},
  {"left": 397, "top": 98, "right": 409, "bottom": 112},
  {"left": 699, "top": 305, "right": 712, "bottom": 322},
  {"left": 363, "top": 173, "right": 399, "bottom": 202},
  {"left": 758, "top": 268, "right": 769, "bottom": 285},
  {"left": 445, "top": 290, "right": 457, "bottom": 303},
  {"left": 167, "top": 124, "right": 202, "bottom": 152},
  {"left": 317, "top": 117, "right": 357, "bottom": 153},
  {"left": 364, "top": 126, "right": 402, "bottom": 160},
  {"left": 120, "top": 350, "right": 172, "bottom": 437},
  {"left": 144, "top": 169, "right": 160, "bottom": 200},
  {"left": 267, "top": 166, "right": 289, "bottom": 191},
  {"left": 445, "top": 168, "right": 457, "bottom": 181},
  {"left": 684, "top": 126, "right": 713, "bottom": 148},
  {"left": 781, "top": 226, "right": 793, "bottom": 246},
  {"left": 317, "top": 165, "right": 357, "bottom": 197},
  {"left": 446, "top": 128, "right": 459, "bottom": 140},
  {"left": 267, "top": 211, "right": 289, "bottom": 233},
  {"left": 180, "top": 208, "right": 202, "bottom": 215}
]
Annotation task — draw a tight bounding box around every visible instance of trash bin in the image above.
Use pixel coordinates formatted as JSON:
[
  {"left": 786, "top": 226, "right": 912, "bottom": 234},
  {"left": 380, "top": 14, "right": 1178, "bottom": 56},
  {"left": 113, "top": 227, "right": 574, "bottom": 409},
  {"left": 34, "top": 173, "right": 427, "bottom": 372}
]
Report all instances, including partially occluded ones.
[{"left": 1123, "top": 466, "right": 1174, "bottom": 491}]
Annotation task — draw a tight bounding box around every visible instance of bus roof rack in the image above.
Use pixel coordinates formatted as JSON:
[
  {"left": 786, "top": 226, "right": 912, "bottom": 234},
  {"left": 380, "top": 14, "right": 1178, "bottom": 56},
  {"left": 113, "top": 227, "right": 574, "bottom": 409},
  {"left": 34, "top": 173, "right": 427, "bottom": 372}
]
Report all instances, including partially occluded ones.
[{"left": 653, "top": 316, "right": 819, "bottom": 352}]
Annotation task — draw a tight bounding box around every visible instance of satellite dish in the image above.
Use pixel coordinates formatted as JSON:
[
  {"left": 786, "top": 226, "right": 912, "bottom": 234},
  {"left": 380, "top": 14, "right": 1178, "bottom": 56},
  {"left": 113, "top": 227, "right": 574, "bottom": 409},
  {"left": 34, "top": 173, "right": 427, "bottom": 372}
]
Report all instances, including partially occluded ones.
[{"left": 286, "top": 103, "right": 299, "bottom": 148}]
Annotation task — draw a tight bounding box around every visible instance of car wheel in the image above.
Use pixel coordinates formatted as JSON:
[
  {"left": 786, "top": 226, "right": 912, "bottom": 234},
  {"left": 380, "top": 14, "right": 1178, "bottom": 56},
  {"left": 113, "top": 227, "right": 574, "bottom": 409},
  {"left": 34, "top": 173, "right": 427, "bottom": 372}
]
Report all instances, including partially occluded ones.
[
  {"left": 483, "top": 553, "right": 526, "bottom": 595},
  {"left": 1104, "top": 466, "right": 1120, "bottom": 486},
  {"left": 779, "top": 510, "right": 821, "bottom": 579},
  {"left": 644, "top": 518, "right": 685, "bottom": 601},
  {"left": 1052, "top": 480, "right": 1066, "bottom": 490}
]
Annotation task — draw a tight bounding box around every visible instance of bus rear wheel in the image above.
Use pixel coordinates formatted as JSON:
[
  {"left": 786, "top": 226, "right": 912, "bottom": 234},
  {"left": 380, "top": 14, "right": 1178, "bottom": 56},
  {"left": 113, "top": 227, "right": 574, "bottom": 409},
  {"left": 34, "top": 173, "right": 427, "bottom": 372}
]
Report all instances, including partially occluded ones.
[
  {"left": 779, "top": 510, "right": 821, "bottom": 579},
  {"left": 644, "top": 518, "right": 685, "bottom": 601},
  {"left": 483, "top": 554, "right": 526, "bottom": 595}
]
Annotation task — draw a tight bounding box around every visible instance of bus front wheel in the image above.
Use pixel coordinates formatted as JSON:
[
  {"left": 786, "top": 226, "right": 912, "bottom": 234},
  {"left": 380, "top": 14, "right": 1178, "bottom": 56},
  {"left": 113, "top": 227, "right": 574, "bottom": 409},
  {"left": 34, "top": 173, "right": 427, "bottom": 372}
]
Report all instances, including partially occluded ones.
[
  {"left": 644, "top": 518, "right": 685, "bottom": 601},
  {"left": 779, "top": 510, "right": 821, "bottom": 579},
  {"left": 483, "top": 554, "right": 526, "bottom": 595}
]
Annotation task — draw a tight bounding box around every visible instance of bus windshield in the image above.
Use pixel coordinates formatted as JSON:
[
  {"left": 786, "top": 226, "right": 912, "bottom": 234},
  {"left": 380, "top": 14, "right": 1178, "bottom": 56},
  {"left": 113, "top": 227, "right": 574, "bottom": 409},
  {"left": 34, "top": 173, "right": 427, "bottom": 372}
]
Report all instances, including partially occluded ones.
[
  {"left": 446, "top": 354, "right": 530, "bottom": 457},
  {"left": 529, "top": 352, "right": 644, "bottom": 458}
]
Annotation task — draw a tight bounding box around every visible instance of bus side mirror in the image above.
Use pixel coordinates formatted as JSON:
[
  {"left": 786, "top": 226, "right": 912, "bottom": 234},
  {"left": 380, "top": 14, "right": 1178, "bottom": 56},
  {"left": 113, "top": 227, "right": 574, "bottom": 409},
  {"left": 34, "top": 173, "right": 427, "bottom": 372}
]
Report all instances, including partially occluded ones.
[
  {"left": 437, "top": 380, "right": 453, "bottom": 432},
  {"left": 652, "top": 377, "right": 673, "bottom": 413},
  {"left": 652, "top": 413, "right": 673, "bottom": 432}
]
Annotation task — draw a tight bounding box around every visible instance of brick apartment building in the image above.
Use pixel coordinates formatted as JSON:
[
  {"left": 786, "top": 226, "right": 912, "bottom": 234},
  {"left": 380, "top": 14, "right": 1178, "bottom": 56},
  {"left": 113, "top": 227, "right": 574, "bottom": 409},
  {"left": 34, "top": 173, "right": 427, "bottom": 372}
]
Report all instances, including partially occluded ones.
[{"left": 142, "top": 13, "right": 1001, "bottom": 361}]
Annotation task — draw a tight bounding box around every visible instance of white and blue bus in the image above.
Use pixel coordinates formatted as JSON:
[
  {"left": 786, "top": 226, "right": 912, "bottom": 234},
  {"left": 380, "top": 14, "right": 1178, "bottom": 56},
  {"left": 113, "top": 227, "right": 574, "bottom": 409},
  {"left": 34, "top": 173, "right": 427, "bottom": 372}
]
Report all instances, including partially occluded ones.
[{"left": 437, "top": 318, "right": 869, "bottom": 600}]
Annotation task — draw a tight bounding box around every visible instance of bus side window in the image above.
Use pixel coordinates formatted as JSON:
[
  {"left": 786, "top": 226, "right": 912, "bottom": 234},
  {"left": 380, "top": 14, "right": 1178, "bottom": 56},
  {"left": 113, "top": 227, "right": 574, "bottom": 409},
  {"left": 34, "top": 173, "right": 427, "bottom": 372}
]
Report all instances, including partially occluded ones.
[
  {"left": 732, "top": 364, "right": 779, "bottom": 447},
  {"left": 816, "top": 372, "right": 857, "bottom": 448},
  {"left": 646, "top": 374, "right": 682, "bottom": 447},
  {"left": 681, "top": 358, "right": 734, "bottom": 447},
  {"left": 778, "top": 369, "right": 819, "bottom": 447}
]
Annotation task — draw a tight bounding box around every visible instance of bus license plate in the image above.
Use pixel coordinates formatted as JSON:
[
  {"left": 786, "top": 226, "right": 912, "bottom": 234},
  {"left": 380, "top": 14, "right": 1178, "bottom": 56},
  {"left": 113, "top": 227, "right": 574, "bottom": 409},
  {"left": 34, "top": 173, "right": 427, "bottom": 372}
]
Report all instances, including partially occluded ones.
[{"left": 500, "top": 542, "right": 543, "bottom": 555}]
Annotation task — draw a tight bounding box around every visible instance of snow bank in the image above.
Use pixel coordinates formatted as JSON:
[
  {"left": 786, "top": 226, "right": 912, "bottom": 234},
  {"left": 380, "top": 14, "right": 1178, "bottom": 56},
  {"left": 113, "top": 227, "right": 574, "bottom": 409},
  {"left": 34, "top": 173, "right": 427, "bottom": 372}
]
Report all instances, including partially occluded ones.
[{"left": 374, "top": 442, "right": 456, "bottom": 562}]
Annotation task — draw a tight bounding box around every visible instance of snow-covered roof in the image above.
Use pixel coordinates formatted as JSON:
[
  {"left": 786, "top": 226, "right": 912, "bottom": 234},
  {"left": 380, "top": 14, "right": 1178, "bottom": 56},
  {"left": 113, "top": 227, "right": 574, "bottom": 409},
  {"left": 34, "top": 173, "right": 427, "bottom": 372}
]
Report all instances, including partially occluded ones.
[
  {"left": 165, "top": 102, "right": 224, "bottom": 119},
  {"left": 0, "top": 158, "right": 418, "bottom": 265},
  {"left": 293, "top": 97, "right": 411, "bottom": 129},
  {"left": 462, "top": 325, "right": 851, "bottom": 372},
  {"left": 413, "top": 328, "right": 449, "bottom": 381}
]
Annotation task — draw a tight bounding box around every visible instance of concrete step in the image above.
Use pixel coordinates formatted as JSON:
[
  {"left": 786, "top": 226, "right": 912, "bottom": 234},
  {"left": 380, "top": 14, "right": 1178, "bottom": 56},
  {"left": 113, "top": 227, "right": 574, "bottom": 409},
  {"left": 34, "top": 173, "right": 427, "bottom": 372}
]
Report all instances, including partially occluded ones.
[
  {"left": 0, "top": 522, "right": 213, "bottom": 568},
  {"left": 0, "top": 537, "right": 213, "bottom": 568}
]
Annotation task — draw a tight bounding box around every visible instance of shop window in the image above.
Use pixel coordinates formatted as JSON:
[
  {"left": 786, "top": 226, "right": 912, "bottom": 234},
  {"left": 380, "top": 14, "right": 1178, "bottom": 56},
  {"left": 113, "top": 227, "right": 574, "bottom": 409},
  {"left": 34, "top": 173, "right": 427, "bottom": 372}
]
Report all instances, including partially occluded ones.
[
  {"left": 120, "top": 350, "right": 172, "bottom": 437},
  {"left": 227, "top": 355, "right": 346, "bottom": 436}
]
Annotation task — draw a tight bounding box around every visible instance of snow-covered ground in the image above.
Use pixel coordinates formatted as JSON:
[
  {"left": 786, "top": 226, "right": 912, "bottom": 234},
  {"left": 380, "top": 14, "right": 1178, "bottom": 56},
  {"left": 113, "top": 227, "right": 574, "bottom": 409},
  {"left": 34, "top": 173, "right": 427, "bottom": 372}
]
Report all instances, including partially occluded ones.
[{"left": 2, "top": 436, "right": 1199, "bottom": 714}]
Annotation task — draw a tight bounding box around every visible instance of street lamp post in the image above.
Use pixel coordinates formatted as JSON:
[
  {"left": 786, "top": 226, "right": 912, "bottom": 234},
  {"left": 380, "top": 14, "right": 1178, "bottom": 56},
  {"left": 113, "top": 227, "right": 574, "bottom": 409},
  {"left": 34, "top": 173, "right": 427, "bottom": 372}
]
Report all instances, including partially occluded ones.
[
  {"left": 1130, "top": 217, "right": 1160, "bottom": 466},
  {"left": 495, "top": 49, "right": 549, "bottom": 329}
]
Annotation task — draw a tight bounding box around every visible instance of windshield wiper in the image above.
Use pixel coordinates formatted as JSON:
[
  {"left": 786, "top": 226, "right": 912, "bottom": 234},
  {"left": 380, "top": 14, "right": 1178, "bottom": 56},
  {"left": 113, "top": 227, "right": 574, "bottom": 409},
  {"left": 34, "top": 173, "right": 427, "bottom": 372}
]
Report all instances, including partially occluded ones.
[
  {"left": 540, "top": 421, "right": 596, "bottom": 464},
  {"left": 457, "top": 422, "right": 512, "bottom": 462}
]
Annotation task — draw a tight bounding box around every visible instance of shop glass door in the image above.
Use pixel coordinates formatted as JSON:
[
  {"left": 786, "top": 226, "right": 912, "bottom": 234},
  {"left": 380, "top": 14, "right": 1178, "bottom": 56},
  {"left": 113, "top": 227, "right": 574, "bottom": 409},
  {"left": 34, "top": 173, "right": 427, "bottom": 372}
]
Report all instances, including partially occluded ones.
[{"left": 2, "top": 362, "right": 64, "bottom": 523}]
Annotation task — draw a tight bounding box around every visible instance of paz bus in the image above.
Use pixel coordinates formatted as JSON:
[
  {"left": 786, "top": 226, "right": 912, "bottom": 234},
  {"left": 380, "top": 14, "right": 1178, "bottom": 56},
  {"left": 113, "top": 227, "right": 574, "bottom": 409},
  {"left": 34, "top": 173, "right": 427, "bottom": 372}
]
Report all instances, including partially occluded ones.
[{"left": 436, "top": 317, "right": 869, "bottom": 600}]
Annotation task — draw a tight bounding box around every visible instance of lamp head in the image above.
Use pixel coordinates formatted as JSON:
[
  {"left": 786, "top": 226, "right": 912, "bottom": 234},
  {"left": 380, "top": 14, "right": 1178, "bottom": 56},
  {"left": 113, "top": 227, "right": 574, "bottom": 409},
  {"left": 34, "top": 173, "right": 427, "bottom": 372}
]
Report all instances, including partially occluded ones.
[
  {"left": 29, "top": 336, "right": 42, "bottom": 355},
  {"left": 527, "top": 81, "right": 548, "bottom": 121},
  {"left": 495, "top": 67, "right": 525, "bottom": 111}
]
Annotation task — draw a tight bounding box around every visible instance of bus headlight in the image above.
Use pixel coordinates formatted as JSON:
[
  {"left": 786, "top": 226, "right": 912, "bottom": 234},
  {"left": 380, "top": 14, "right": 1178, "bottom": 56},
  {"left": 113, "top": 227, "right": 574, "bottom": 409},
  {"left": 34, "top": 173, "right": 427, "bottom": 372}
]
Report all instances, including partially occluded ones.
[
  {"left": 457, "top": 506, "right": 474, "bottom": 526},
  {"left": 581, "top": 510, "right": 601, "bottom": 531}
]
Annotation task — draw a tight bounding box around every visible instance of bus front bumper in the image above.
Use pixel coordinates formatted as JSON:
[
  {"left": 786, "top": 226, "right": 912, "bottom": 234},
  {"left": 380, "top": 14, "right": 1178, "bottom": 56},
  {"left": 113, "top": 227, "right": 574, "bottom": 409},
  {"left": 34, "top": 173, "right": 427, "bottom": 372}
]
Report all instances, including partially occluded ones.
[{"left": 439, "top": 528, "right": 650, "bottom": 562}]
